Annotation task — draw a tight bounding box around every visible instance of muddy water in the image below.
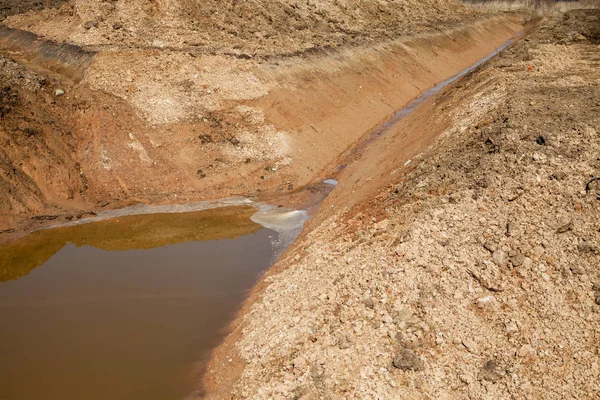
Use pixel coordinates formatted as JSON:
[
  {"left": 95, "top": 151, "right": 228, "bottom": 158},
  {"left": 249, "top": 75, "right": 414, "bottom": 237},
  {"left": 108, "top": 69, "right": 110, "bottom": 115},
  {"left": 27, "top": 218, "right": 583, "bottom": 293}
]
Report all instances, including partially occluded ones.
[{"left": 0, "top": 206, "right": 296, "bottom": 400}]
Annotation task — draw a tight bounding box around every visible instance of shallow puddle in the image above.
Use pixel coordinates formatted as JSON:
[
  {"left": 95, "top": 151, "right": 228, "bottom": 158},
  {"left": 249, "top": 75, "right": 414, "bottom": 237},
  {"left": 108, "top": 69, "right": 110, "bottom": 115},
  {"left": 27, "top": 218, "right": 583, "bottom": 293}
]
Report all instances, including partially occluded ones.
[{"left": 0, "top": 206, "right": 294, "bottom": 400}]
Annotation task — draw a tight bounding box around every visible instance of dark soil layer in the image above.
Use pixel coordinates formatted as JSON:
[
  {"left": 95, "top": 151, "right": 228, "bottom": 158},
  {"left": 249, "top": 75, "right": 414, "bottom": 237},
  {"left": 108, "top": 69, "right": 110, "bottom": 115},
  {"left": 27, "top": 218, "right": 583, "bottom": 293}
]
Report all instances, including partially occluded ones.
[{"left": 0, "top": 0, "right": 65, "bottom": 21}]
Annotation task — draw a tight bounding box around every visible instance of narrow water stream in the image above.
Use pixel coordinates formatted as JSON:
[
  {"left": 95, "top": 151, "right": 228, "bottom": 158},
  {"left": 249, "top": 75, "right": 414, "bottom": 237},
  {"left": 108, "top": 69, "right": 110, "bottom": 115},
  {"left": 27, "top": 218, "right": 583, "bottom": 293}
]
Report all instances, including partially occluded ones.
[
  {"left": 335, "top": 35, "right": 520, "bottom": 171},
  {"left": 0, "top": 205, "right": 306, "bottom": 400}
]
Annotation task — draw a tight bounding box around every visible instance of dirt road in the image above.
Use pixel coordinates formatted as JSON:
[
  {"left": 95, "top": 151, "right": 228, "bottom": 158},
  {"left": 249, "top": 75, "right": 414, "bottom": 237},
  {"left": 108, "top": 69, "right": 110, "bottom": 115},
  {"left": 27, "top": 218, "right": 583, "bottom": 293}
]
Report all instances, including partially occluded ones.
[{"left": 203, "top": 10, "right": 600, "bottom": 399}]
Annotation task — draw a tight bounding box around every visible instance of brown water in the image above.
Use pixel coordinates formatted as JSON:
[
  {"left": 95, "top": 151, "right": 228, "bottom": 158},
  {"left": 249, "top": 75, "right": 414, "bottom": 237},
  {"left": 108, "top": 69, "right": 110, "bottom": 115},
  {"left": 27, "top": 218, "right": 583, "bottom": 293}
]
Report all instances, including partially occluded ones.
[{"left": 0, "top": 206, "right": 284, "bottom": 400}]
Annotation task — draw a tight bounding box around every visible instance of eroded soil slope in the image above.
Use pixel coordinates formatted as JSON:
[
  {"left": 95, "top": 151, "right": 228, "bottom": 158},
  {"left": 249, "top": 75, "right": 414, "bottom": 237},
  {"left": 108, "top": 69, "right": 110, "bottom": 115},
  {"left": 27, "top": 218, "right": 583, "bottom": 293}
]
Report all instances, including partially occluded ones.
[
  {"left": 204, "top": 10, "right": 600, "bottom": 399},
  {"left": 0, "top": 57, "right": 86, "bottom": 231},
  {"left": 0, "top": 0, "right": 522, "bottom": 237}
]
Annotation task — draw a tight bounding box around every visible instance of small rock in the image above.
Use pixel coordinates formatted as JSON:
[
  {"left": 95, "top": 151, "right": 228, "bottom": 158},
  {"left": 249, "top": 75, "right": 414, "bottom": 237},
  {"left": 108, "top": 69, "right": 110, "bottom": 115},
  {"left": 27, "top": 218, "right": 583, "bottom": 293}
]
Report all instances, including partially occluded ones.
[
  {"left": 374, "top": 219, "right": 389, "bottom": 230},
  {"left": 518, "top": 344, "right": 536, "bottom": 358},
  {"left": 458, "top": 372, "right": 473, "bottom": 384},
  {"left": 578, "top": 243, "right": 598, "bottom": 254},
  {"left": 197, "top": 169, "right": 206, "bottom": 178},
  {"left": 363, "top": 297, "right": 375, "bottom": 309},
  {"left": 479, "top": 360, "right": 504, "bottom": 382},
  {"left": 536, "top": 135, "right": 546, "bottom": 145},
  {"left": 493, "top": 250, "right": 507, "bottom": 266},
  {"left": 483, "top": 241, "right": 497, "bottom": 253},
  {"left": 476, "top": 296, "right": 496, "bottom": 309},
  {"left": 199, "top": 134, "right": 213, "bottom": 144},
  {"left": 505, "top": 321, "right": 519, "bottom": 335},
  {"left": 395, "top": 307, "right": 420, "bottom": 325},
  {"left": 113, "top": 23, "right": 122, "bottom": 30},
  {"left": 55, "top": 89, "right": 65, "bottom": 96},
  {"left": 570, "top": 265, "right": 585, "bottom": 276},
  {"left": 506, "top": 220, "right": 516, "bottom": 237},
  {"left": 338, "top": 337, "right": 351, "bottom": 350},
  {"left": 556, "top": 222, "right": 573, "bottom": 234},
  {"left": 462, "top": 338, "right": 479, "bottom": 354},
  {"left": 510, "top": 251, "right": 525, "bottom": 267},
  {"left": 392, "top": 348, "right": 424, "bottom": 371},
  {"left": 83, "top": 20, "right": 98, "bottom": 30},
  {"left": 337, "top": 381, "right": 352, "bottom": 392}
]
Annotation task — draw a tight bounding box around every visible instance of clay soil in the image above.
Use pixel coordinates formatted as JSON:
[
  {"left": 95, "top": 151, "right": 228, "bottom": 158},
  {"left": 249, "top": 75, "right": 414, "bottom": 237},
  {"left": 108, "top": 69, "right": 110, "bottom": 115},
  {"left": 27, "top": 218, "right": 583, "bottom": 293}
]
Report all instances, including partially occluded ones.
[{"left": 203, "top": 9, "right": 600, "bottom": 400}]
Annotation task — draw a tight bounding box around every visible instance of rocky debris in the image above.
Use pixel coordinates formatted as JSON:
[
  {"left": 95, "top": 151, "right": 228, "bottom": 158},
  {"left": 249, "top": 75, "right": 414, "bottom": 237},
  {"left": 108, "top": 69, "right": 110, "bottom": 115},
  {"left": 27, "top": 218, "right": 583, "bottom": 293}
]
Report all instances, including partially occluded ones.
[
  {"left": 392, "top": 348, "right": 424, "bottom": 372},
  {"left": 0, "top": 56, "right": 87, "bottom": 230},
  {"left": 55, "top": 89, "right": 65, "bottom": 96}
]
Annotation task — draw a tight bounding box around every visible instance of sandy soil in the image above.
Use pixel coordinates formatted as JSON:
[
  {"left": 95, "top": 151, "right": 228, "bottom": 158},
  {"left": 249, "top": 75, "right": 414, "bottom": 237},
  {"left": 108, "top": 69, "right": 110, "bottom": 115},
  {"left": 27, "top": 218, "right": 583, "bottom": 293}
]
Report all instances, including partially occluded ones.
[
  {"left": 203, "top": 10, "right": 600, "bottom": 399},
  {"left": 0, "top": 0, "right": 522, "bottom": 239},
  {"left": 3, "top": 0, "right": 476, "bottom": 57}
]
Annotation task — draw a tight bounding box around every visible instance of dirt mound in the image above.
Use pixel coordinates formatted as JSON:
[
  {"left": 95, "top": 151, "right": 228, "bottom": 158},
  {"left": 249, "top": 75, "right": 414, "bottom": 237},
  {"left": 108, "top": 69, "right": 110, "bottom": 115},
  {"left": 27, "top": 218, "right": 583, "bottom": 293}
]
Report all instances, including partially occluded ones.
[
  {"left": 563, "top": 9, "right": 600, "bottom": 43},
  {"left": 4, "top": 0, "right": 476, "bottom": 57}
]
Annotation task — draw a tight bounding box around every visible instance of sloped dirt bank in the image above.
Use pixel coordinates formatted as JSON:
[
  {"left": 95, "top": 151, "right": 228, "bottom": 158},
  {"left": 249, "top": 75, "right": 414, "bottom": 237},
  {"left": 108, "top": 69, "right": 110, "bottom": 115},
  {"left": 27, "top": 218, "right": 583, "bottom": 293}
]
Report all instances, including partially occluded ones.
[
  {"left": 0, "top": 13, "right": 522, "bottom": 240},
  {"left": 202, "top": 10, "right": 599, "bottom": 399}
]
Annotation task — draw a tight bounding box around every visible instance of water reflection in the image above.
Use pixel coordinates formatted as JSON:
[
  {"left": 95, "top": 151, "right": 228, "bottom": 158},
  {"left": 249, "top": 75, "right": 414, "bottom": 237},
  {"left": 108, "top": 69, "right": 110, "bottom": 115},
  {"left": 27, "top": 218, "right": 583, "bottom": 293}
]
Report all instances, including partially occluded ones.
[{"left": 0, "top": 206, "right": 282, "bottom": 400}]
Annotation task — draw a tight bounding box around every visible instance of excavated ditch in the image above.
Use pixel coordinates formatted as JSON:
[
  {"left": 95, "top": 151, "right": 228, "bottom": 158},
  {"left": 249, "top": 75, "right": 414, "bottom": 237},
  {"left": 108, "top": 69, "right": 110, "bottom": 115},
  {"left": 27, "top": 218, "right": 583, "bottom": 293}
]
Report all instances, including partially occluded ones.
[{"left": 0, "top": 12, "right": 526, "bottom": 400}]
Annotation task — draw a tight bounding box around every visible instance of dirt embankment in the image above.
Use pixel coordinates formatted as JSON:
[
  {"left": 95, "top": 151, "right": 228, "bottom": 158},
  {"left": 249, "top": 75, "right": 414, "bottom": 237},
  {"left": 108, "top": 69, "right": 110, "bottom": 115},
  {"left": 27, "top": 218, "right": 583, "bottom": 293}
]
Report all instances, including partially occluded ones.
[
  {"left": 0, "top": 0, "right": 522, "bottom": 238},
  {"left": 2, "top": 0, "right": 477, "bottom": 57},
  {"left": 203, "top": 10, "right": 600, "bottom": 399}
]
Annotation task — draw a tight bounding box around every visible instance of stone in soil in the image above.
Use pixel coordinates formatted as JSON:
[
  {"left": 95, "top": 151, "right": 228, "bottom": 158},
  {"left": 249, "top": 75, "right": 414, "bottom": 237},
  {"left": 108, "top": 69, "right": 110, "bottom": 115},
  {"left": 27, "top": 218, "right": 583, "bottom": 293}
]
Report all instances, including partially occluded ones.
[{"left": 392, "top": 348, "right": 424, "bottom": 372}]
